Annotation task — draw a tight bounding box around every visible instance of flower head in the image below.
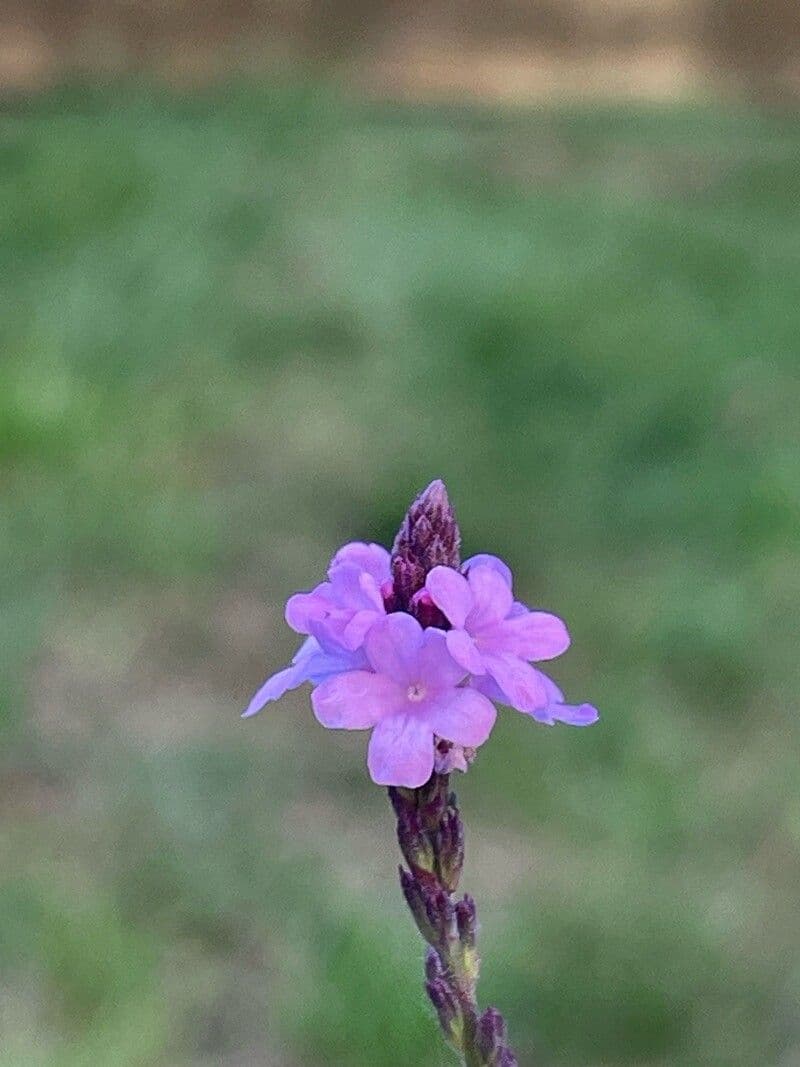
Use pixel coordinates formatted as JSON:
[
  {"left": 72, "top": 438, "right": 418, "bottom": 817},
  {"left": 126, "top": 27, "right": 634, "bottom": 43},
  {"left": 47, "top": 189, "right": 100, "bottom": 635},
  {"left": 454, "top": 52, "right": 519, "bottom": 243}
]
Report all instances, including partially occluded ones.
[
  {"left": 242, "top": 542, "right": 387, "bottom": 718},
  {"left": 243, "top": 480, "right": 598, "bottom": 784},
  {"left": 312, "top": 614, "right": 496, "bottom": 787},
  {"left": 391, "top": 479, "right": 461, "bottom": 611}
]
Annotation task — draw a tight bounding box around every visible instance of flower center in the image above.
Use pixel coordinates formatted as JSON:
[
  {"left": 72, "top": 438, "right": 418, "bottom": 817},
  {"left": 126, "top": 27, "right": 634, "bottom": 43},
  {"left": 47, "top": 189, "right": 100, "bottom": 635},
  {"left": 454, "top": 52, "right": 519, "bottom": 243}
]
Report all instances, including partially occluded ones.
[{"left": 406, "top": 683, "right": 427, "bottom": 703}]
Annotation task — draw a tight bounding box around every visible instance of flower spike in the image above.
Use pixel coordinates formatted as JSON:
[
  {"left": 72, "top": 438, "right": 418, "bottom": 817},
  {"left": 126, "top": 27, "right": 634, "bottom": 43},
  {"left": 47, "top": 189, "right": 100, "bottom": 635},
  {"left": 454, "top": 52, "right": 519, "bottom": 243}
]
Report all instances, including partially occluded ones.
[
  {"left": 242, "top": 479, "right": 599, "bottom": 1066},
  {"left": 391, "top": 479, "right": 461, "bottom": 610}
]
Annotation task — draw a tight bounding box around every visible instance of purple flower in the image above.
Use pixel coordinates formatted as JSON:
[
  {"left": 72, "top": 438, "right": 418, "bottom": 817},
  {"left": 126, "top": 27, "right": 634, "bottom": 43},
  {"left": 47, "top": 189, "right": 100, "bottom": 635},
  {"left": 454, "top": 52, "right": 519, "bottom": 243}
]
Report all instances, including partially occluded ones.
[
  {"left": 285, "top": 541, "right": 390, "bottom": 651},
  {"left": 242, "top": 628, "right": 368, "bottom": 719},
  {"left": 243, "top": 541, "right": 389, "bottom": 719},
  {"left": 311, "top": 613, "right": 497, "bottom": 787},
  {"left": 243, "top": 482, "right": 598, "bottom": 784},
  {"left": 425, "top": 561, "right": 597, "bottom": 727}
]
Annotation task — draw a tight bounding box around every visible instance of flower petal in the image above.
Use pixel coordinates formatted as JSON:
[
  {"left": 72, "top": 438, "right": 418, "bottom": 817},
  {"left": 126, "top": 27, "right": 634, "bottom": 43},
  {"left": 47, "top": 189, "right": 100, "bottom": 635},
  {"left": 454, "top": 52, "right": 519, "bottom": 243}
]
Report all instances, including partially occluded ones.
[
  {"left": 328, "top": 564, "right": 384, "bottom": 613},
  {"left": 365, "top": 612, "right": 424, "bottom": 685},
  {"left": 342, "top": 609, "right": 381, "bottom": 650},
  {"left": 285, "top": 584, "right": 333, "bottom": 633},
  {"left": 312, "top": 671, "right": 403, "bottom": 729},
  {"left": 242, "top": 657, "right": 310, "bottom": 718},
  {"left": 445, "top": 628, "right": 486, "bottom": 675},
  {"left": 487, "top": 611, "right": 570, "bottom": 661},
  {"left": 461, "top": 554, "right": 513, "bottom": 587},
  {"left": 532, "top": 668, "right": 564, "bottom": 704},
  {"left": 466, "top": 565, "right": 514, "bottom": 628},
  {"left": 418, "top": 628, "right": 469, "bottom": 688},
  {"left": 367, "top": 714, "right": 435, "bottom": 787},
  {"left": 470, "top": 672, "right": 506, "bottom": 703},
  {"left": 359, "top": 571, "right": 386, "bottom": 610},
  {"left": 300, "top": 630, "right": 369, "bottom": 681},
  {"left": 556, "top": 703, "right": 599, "bottom": 726},
  {"left": 424, "top": 688, "right": 497, "bottom": 747},
  {"left": 529, "top": 702, "right": 599, "bottom": 727},
  {"left": 483, "top": 652, "right": 549, "bottom": 712},
  {"left": 330, "top": 541, "right": 391, "bottom": 582},
  {"left": 425, "top": 566, "right": 474, "bottom": 629}
]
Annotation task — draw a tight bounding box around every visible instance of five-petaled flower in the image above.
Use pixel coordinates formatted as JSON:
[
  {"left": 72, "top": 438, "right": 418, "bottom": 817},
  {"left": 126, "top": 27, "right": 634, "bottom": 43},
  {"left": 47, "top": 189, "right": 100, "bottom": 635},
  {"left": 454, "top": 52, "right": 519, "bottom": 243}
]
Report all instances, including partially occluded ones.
[
  {"left": 244, "top": 481, "right": 598, "bottom": 786},
  {"left": 426, "top": 558, "right": 597, "bottom": 727},
  {"left": 312, "top": 613, "right": 497, "bottom": 786}
]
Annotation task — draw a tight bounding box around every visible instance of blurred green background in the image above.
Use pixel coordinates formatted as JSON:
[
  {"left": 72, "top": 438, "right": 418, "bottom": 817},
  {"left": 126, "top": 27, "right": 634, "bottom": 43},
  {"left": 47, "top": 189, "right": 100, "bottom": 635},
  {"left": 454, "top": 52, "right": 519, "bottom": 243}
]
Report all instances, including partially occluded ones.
[{"left": 3, "top": 54, "right": 800, "bottom": 1067}]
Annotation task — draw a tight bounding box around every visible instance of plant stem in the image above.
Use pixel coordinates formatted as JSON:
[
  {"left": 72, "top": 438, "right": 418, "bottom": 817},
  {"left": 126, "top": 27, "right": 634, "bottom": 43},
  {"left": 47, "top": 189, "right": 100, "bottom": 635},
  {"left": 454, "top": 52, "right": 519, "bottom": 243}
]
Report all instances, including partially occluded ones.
[{"left": 389, "top": 774, "right": 519, "bottom": 1067}]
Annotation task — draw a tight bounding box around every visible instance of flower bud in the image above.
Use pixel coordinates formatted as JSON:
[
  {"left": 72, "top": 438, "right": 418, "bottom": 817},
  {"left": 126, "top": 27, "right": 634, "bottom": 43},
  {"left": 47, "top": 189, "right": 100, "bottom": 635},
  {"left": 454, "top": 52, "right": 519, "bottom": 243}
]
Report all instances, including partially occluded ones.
[
  {"left": 399, "top": 867, "right": 436, "bottom": 944},
  {"left": 425, "top": 946, "right": 445, "bottom": 982},
  {"left": 396, "top": 806, "right": 435, "bottom": 876},
  {"left": 437, "top": 804, "right": 465, "bottom": 892},
  {"left": 454, "top": 893, "right": 480, "bottom": 985},
  {"left": 424, "top": 886, "right": 456, "bottom": 946},
  {"left": 455, "top": 894, "right": 477, "bottom": 949},
  {"left": 391, "top": 480, "right": 461, "bottom": 609},
  {"left": 426, "top": 976, "right": 462, "bottom": 1044},
  {"left": 476, "top": 1006, "right": 508, "bottom": 1061}
]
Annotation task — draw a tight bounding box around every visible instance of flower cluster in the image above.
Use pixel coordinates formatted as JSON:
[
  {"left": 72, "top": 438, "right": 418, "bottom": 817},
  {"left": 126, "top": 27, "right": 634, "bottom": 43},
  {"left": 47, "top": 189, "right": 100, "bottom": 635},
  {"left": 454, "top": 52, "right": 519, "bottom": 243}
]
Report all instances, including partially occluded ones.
[{"left": 244, "top": 480, "right": 597, "bottom": 787}]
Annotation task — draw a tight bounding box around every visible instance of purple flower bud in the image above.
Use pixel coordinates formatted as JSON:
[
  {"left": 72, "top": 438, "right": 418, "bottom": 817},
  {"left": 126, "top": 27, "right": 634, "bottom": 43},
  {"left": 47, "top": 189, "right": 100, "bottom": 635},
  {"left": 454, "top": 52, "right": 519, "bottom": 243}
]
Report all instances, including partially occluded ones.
[
  {"left": 477, "top": 1006, "right": 507, "bottom": 1061},
  {"left": 424, "top": 886, "right": 455, "bottom": 944},
  {"left": 391, "top": 480, "right": 461, "bottom": 610},
  {"left": 441, "top": 802, "right": 467, "bottom": 887},
  {"left": 425, "top": 947, "right": 444, "bottom": 982},
  {"left": 437, "top": 804, "right": 465, "bottom": 892},
  {"left": 481, "top": 1006, "right": 506, "bottom": 1042},
  {"left": 399, "top": 867, "right": 436, "bottom": 944},
  {"left": 425, "top": 976, "right": 461, "bottom": 1041},
  {"left": 395, "top": 805, "right": 435, "bottom": 875},
  {"left": 455, "top": 894, "right": 478, "bottom": 948}
]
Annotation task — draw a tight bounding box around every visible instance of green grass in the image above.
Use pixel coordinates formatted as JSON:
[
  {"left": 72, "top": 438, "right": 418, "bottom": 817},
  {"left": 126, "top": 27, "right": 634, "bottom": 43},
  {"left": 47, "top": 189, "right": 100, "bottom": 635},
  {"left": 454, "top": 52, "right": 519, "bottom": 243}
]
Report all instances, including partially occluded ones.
[{"left": 2, "top": 80, "right": 800, "bottom": 1065}]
